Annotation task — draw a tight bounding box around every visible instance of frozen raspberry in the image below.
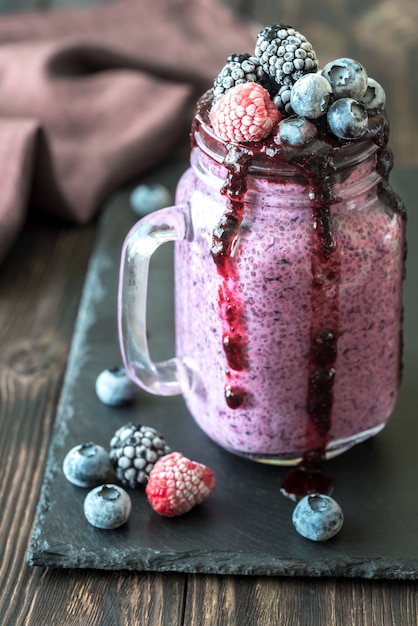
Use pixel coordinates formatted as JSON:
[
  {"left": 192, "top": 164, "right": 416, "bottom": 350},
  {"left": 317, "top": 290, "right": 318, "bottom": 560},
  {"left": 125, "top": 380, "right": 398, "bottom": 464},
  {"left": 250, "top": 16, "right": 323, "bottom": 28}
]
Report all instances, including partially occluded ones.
[
  {"left": 209, "top": 82, "right": 281, "bottom": 144},
  {"left": 213, "top": 53, "right": 268, "bottom": 101},
  {"left": 109, "top": 423, "right": 171, "bottom": 488},
  {"left": 145, "top": 452, "right": 216, "bottom": 517},
  {"left": 255, "top": 24, "right": 318, "bottom": 90}
]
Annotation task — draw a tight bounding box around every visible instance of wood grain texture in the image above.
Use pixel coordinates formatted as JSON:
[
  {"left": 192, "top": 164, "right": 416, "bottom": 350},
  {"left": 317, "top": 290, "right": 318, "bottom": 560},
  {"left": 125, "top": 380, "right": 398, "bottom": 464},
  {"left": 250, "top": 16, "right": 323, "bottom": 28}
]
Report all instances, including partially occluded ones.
[
  {"left": 184, "top": 576, "right": 418, "bottom": 626},
  {"left": 22, "top": 570, "right": 186, "bottom": 625},
  {"left": 0, "top": 217, "right": 97, "bottom": 626},
  {"left": 0, "top": 0, "right": 417, "bottom": 624}
]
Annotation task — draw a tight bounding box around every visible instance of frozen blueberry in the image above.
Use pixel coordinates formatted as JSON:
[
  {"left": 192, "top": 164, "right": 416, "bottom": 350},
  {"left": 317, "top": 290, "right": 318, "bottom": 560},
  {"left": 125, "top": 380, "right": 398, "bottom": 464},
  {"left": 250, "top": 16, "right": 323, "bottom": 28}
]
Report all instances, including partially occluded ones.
[
  {"left": 276, "top": 116, "right": 318, "bottom": 147},
  {"left": 290, "top": 73, "right": 332, "bottom": 119},
  {"left": 95, "top": 367, "right": 137, "bottom": 406},
  {"left": 63, "top": 443, "right": 113, "bottom": 487},
  {"left": 292, "top": 493, "right": 344, "bottom": 541},
  {"left": 84, "top": 484, "right": 132, "bottom": 529},
  {"left": 130, "top": 183, "right": 173, "bottom": 217},
  {"left": 360, "top": 77, "right": 386, "bottom": 111},
  {"left": 327, "top": 98, "right": 368, "bottom": 140},
  {"left": 322, "top": 58, "right": 368, "bottom": 100}
]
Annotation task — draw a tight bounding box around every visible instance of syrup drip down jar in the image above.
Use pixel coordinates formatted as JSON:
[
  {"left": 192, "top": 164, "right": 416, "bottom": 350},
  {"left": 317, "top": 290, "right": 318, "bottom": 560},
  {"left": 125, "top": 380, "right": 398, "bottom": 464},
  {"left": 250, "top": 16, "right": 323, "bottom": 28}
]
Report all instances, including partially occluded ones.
[{"left": 118, "top": 94, "right": 406, "bottom": 465}]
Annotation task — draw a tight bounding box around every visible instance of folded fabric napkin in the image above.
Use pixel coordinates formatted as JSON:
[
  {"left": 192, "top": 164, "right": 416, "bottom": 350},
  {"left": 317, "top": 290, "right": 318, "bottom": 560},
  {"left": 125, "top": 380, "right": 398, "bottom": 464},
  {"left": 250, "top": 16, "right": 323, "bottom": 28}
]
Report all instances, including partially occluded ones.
[{"left": 0, "top": 0, "right": 258, "bottom": 262}]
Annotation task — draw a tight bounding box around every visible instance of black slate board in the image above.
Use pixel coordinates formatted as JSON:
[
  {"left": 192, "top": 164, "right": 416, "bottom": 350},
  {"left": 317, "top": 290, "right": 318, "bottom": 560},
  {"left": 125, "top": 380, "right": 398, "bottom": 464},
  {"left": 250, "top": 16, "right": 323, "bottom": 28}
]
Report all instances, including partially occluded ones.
[{"left": 28, "top": 164, "right": 418, "bottom": 578}]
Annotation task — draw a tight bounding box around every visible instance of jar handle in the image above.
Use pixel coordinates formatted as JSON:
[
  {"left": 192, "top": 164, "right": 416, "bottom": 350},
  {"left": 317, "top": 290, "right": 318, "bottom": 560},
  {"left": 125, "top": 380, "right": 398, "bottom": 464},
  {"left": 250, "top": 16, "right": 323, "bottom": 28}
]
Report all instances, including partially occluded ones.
[{"left": 118, "top": 204, "right": 195, "bottom": 396}]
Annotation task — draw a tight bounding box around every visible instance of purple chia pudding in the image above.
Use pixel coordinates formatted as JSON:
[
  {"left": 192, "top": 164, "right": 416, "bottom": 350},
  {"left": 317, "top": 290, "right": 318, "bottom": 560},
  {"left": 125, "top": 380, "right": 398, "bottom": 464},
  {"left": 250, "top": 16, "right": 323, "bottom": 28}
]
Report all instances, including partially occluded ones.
[{"left": 173, "top": 94, "right": 405, "bottom": 463}]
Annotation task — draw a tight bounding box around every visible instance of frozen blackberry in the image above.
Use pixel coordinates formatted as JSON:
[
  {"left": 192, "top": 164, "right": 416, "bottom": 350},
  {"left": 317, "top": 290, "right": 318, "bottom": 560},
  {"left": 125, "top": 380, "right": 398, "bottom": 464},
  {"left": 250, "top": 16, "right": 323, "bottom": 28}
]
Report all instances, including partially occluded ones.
[
  {"left": 255, "top": 24, "right": 318, "bottom": 90},
  {"left": 213, "top": 53, "right": 267, "bottom": 101},
  {"left": 273, "top": 84, "right": 293, "bottom": 115},
  {"left": 109, "top": 423, "right": 171, "bottom": 489}
]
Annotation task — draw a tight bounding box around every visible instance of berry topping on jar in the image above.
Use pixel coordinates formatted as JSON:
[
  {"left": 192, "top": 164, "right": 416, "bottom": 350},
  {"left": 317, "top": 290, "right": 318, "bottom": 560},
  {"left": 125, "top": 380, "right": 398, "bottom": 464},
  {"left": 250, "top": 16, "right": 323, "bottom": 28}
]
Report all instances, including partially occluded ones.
[
  {"left": 255, "top": 24, "right": 318, "bottom": 89},
  {"left": 209, "top": 82, "right": 281, "bottom": 143},
  {"left": 327, "top": 98, "right": 369, "bottom": 139},
  {"left": 360, "top": 78, "right": 386, "bottom": 111},
  {"left": 213, "top": 53, "right": 268, "bottom": 102},
  {"left": 208, "top": 24, "right": 388, "bottom": 145},
  {"left": 290, "top": 73, "right": 333, "bottom": 119},
  {"left": 321, "top": 57, "right": 368, "bottom": 101}
]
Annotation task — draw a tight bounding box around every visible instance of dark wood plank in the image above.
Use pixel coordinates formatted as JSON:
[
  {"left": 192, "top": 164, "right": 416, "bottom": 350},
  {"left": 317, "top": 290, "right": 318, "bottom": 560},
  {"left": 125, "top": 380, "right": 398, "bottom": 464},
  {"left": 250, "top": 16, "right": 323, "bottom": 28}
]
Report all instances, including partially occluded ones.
[
  {"left": 184, "top": 576, "right": 418, "bottom": 626},
  {"left": 0, "top": 217, "right": 97, "bottom": 625},
  {"left": 23, "top": 570, "right": 186, "bottom": 625}
]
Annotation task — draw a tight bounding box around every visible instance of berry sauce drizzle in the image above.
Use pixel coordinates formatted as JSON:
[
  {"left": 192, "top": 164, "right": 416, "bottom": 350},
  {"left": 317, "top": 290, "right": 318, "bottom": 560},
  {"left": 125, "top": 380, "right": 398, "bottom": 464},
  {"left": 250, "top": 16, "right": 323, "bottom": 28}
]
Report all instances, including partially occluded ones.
[
  {"left": 211, "top": 145, "right": 252, "bottom": 407},
  {"left": 278, "top": 144, "right": 341, "bottom": 499},
  {"left": 211, "top": 136, "right": 342, "bottom": 468},
  {"left": 280, "top": 115, "right": 406, "bottom": 500},
  {"left": 294, "top": 146, "right": 341, "bottom": 458}
]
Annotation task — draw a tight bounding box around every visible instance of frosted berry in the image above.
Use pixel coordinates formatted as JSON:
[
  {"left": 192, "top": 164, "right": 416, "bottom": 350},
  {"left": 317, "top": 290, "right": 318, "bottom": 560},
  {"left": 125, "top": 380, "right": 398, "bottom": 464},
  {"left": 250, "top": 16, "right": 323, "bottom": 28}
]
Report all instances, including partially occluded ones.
[
  {"left": 63, "top": 442, "right": 113, "bottom": 488},
  {"left": 213, "top": 53, "right": 267, "bottom": 101},
  {"left": 145, "top": 452, "right": 216, "bottom": 517},
  {"left": 209, "top": 82, "right": 281, "bottom": 143},
  {"left": 327, "top": 98, "right": 368, "bottom": 140},
  {"left": 292, "top": 493, "right": 343, "bottom": 541},
  {"left": 322, "top": 58, "right": 368, "bottom": 101},
  {"left": 109, "top": 423, "right": 171, "bottom": 488},
  {"left": 276, "top": 116, "right": 318, "bottom": 147},
  {"left": 130, "top": 183, "right": 173, "bottom": 217},
  {"left": 273, "top": 84, "right": 293, "bottom": 115},
  {"left": 95, "top": 366, "right": 137, "bottom": 406},
  {"left": 255, "top": 24, "right": 318, "bottom": 89},
  {"left": 84, "top": 484, "right": 132, "bottom": 529},
  {"left": 290, "top": 73, "right": 332, "bottom": 119},
  {"left": 360, "top": 77, "right": 386, "bottom": 111}
]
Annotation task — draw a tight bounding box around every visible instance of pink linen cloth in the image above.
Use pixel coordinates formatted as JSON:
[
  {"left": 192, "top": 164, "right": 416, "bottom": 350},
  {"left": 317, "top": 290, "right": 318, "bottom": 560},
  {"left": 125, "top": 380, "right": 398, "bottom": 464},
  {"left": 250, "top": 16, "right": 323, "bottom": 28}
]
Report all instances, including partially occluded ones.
[{"left": 0, "top": 0, "right": 258, "bottom": 262}]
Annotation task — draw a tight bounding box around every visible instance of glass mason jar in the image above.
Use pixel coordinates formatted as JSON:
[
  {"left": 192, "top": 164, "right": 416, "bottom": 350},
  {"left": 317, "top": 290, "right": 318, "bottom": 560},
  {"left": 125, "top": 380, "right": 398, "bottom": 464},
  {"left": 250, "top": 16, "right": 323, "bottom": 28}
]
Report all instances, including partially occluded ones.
[{"left": 118, "top": 94, "right": 406, "bottom": 465}]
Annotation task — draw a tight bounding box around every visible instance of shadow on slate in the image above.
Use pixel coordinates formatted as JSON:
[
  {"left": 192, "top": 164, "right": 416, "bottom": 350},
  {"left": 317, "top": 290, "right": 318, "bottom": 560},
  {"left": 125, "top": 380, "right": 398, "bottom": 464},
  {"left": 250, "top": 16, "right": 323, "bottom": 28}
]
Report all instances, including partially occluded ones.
[{"left": 27, "top": 163, "right": 418, "bottom": 578}]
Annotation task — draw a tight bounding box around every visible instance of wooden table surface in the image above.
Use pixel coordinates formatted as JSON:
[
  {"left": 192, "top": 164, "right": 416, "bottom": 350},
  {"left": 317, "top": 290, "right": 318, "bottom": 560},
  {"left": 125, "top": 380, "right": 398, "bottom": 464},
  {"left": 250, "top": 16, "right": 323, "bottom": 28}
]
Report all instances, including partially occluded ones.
[{"left": 1, "top": 0, "right": 417, "bottom": 624}]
